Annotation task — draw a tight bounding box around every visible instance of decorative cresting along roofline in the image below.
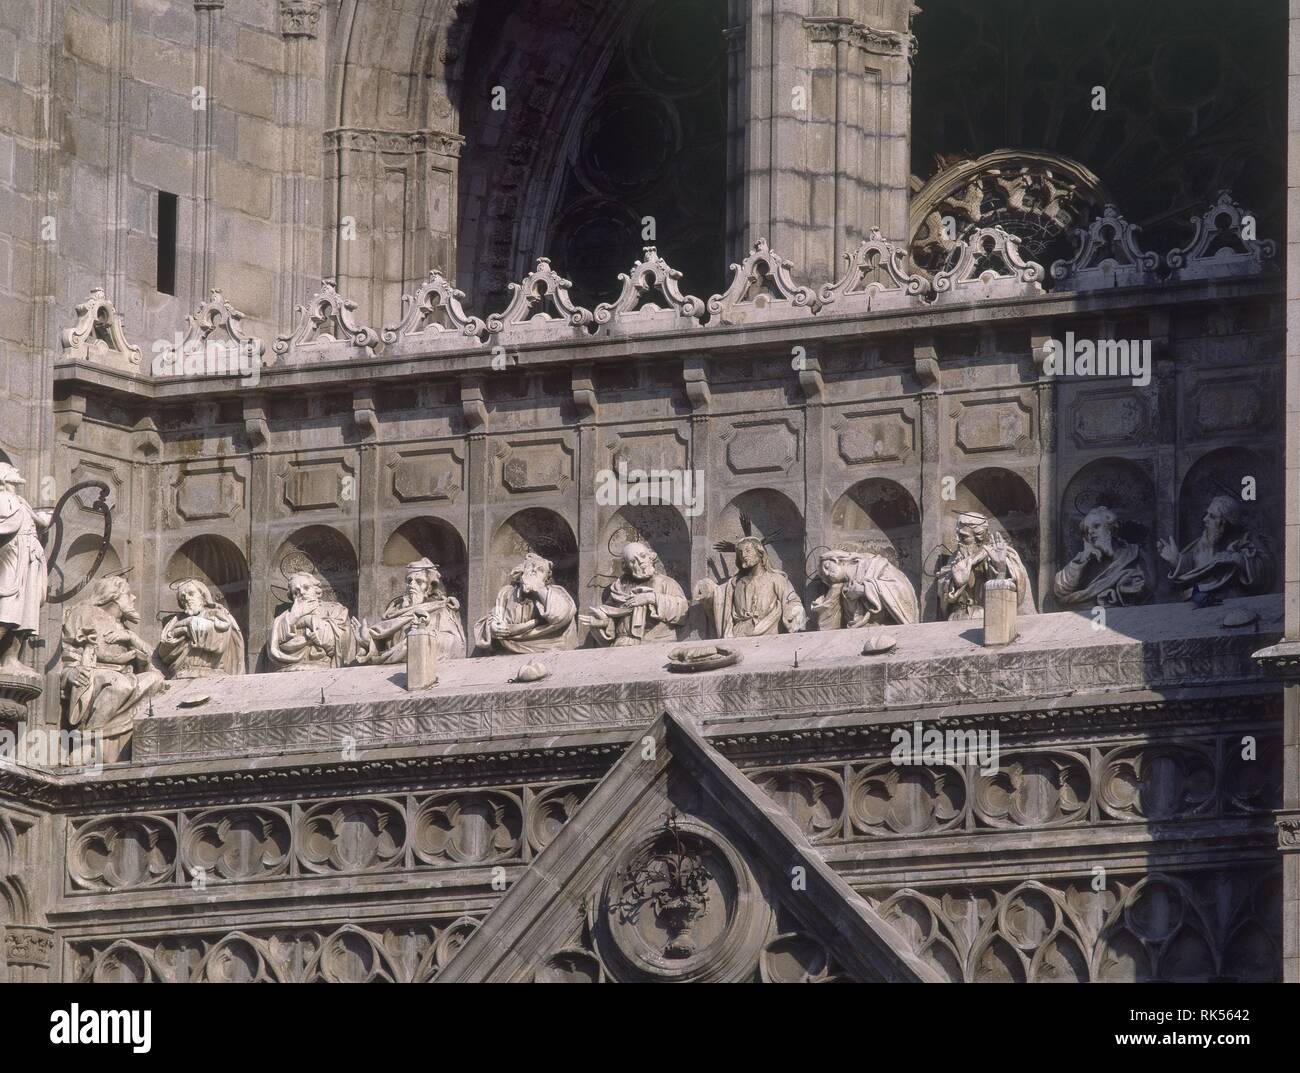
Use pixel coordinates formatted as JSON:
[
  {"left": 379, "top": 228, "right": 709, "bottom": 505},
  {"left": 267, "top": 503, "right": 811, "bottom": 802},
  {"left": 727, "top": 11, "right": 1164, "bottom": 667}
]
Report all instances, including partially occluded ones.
[
  {"left": 1165, "top": 190, "right": 1277, "bottom": 281},
  {"left": 707, "top": 238, "right": 817, "bottom": 325},
  {"left": 593, "top": 246, "right": 705, "bottom": 333},
  {"left": 435, "top": 711, "right": 941, "bottom": 983},
  {"left": 1049, "top": 205, "right": 1160, "bottom": 291},
  {"left": 272, "top": 278, "right": 380, "bottom": 362},
  {"left": 485, "top": 256, "right": 594, "bottom": 341},
  {"left": 381, "top": 268, "right": 486, "bottom": 355},
  {"left": 931, "top": 225, "right": 1045, "bottom": 303},
  {"left": 60, "top": 287, "right": 143, "bottom": 368},
  {"left": 152, "top": 288, "right": 266, "bottom": 377},
  {"left": 816, "top": 227, "right": 932, "bottom": 313}
]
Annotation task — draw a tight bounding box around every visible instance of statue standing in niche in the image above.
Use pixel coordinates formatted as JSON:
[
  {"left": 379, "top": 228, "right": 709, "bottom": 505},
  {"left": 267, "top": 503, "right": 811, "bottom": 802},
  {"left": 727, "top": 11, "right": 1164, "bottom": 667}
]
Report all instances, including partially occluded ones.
[
  {"left": 695, "top": 536, "right": 806, "bottom": 637},
  {"left": 61, "top": 575, "right": 164, "bottom": 763},
  {"left": 1158, "top": 495, "right": 1273, "bottom": 602},
  {"left": 580, "top": 541, "right": 689, "bottom": 646},
  {"left": 156, "top": 578, "right": 246, "bottom": 677},
  {"left": 936, "top": 511, "right": 1035, "bottom": 620},
  {"left": 809, "top": 547, "right": 918, "bottom": 629},
  {"left": 361, "top": 558, "right": 465, "bottom": 662},
  {"left": 0, "top": 463, "right": 53, "bottom": 672},
  {"left": 267, "top": 572, "right": 359, "bottom": 670},
  {"left": 1053, "top": 507, "right": 1153, "bottom": 608},
  {"left": 473, "top": 552, "right": 577, "bottom": 655}
]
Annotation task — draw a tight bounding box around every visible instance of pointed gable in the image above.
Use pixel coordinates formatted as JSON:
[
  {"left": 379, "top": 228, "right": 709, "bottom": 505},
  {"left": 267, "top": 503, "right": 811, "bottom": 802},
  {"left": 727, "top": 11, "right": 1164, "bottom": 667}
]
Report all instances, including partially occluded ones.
[{"left": 437, "top": 712, "right": 940, "bottom": 983}]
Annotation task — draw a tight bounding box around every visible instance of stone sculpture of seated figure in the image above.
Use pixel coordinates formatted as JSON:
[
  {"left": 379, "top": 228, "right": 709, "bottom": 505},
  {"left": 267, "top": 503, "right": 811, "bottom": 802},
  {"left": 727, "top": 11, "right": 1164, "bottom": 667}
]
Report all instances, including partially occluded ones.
[
  {"left": 473, "top": 552, "right": 578, "bottom": 655},
  {"left": 1052, "top": 507, "right": 1152, "bottom": 608},
  {"left": 1157, "top": 494, "right": 1272, "bottom": 603},
  {"left": 360, "top": 558, "right": 466, "bottom": 663},
  {"left": 936, "top": 511, "right": 1034, "bottom": 621},
  {"left": 156, "top": 578, "right": 246, "bottom": 677},
  {"left": 809, "top": 547, "right": 918, "bottom": 629},
  {"left": 60, "top": 575, "right": 165, "bottom": 764},
  {"left": 580, "top": 541, "right": 689, "bottom": 646},
  {"left": 267, "top": 572, "right": 359, "bottom": 671},
  {"left": 694, "top": 536, "right": 806, "bottom": 638}
]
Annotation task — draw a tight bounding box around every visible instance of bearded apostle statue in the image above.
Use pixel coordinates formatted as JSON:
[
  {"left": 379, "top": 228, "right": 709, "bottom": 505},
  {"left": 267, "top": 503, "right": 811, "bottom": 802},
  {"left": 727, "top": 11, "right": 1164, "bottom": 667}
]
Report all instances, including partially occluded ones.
[
  {"left": 361, "top": 558, "right": 466, "bottom": 662},
  {"left": 60, "top": 575, "right": 165, "bottom": 763},
  {"left": 1053, "top": 507, "right": 1153, "bottom": 608},
  {"left": 0, "top": 462, "right": 53, "bottom": 673},
  {"left": 936, "top": 511, "right": 1035, "bottom": 621},
  {"left": 267, "top": 572, "right": 360, "bottom": 671},
  {"left": 156, "top": 578, "right": 246, "bottom": 677},
  {"left": 473, "top": 552, "right": 578, "bottom": 655},
  {"left": 580, "top": 541, "right": 689, "bottom": 646},
  {"left": 1157, "top": 495, "right": 1272, "bottom": 602},
  {"left": 809, "top": 547, "right": 918, "bottom": 629},
  {"left": 695, "top": 536, "right": 806, "bottom": 638}
]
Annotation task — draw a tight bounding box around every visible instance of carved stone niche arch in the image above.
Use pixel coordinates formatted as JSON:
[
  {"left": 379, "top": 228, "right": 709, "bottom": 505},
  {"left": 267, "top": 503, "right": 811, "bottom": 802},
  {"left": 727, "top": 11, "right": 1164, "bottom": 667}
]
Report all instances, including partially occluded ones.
[
  {"left": 1059, "top": 457, "right": 1156, "bottom": 573},
  {"left": 489, "top": 508, "right": 578, "bottom": 602},
  {"left": 1176, "top": 446, "right": 1275, "bottom": 572},
  {"left": 949, "top": 467, "right": 1039, "bottom": 602},
  {"left": 165, "top": 535, "right": 251, "bottom": 657},
  {"left": 827, "top": 478, "right": 921, "bottom": 590},
  {"left": 715, "top": 489, "right": 806, "bottom": 601},
  {"left": 271, "top": 525, "right": 359, "bottom": 614},
  {"left": 909, "top": 150, "right": 1109, "bottom": 280},
  {"left": 597, "top": 505, "right": 692, "bottom": 601},
  {"left": 381, "top": 517, "right": 468, "bottom": 611}
]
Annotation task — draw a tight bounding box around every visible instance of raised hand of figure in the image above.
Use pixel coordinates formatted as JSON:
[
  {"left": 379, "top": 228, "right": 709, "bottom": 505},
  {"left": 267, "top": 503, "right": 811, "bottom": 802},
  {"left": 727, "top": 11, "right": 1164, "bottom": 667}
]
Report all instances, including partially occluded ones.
[{"left": 1156, "top": 536, "right": 1179, "bottom": 567}]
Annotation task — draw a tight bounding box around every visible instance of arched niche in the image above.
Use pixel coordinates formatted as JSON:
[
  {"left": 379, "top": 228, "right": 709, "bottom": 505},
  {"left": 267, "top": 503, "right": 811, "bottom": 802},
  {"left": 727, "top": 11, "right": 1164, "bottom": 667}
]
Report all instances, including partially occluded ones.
[
  {"left": 272, "top": 525, "right": 359, "bottom": 613},
  {"left": 489, "top": 509, "right": 578, "bottom": 598},
  {"left": 164, "top": 535, "right": 250, "bottom": 644},
  {"left": 48, "top": 534, "right": 124, "bottom": 601},
  {"left": 1059, "top": 458, "right": 1156, "bottom": 565},
  {"left": 596, "top": 505, "right": 692, "bottom": 596},
  {"left": 715, "top": 489, "right": 806, "bottom": 598},
  {"left": 952, "top": 467, "right": 1039, "bottom": 589},
  {"left": 828, "top": 479, "right": 921, "bottom": 588},
  {"left": 1177, "top": 447, "right": 1274, "bottom": 550},
  {"left": 381, "top": 517, "right": 468, "bottom": 609}
]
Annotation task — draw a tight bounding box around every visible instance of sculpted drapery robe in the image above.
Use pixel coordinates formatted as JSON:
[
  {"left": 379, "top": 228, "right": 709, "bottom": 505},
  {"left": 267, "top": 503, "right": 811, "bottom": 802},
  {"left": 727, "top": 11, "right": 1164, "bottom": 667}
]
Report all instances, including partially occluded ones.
[
  {"left": 1052, "top": 542, "right": 1153, "bottom": 608},
  {"left": 473, "top": 581, "right": 577, "bottom": 654},
  {"left": 938, "top": 544, "right": 1034, "bottom": 621},
  {"left": 0, "top": 489, "right": 48, "bottom": 635},
  {"left": 1165, "top": 530, "right": 1272, "bottom": 600},
  {"left": 156, "top": 605, "right": 246, "bottom": 677},
  {"left": 371, "top": 594, "right": 466, "bottom": 662},
  {"left": 268, "top": 599, "right": 358, "bottom": 670},
  {"left": 707, "top": 566, "right": 805, "bottom": 638},
  {"left": 589, "top": 571, "right": 689, "bottom": 646},
  {"left": 60, "top": 604, "right": 164, "bottom": 751},
  {"left": 811, "top": 555, "right": 919, "bottom": 629}
]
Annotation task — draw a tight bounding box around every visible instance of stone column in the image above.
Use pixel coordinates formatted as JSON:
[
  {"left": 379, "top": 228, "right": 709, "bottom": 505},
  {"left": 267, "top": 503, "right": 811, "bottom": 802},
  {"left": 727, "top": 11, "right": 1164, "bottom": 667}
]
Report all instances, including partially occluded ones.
[
  {"left": 914, "top": 339, "right": 944, "bottom": 620},
  {"left": 1030, "top": 326, "right": 1058, "bottom": 610},
  {"left": 243, "top": 397, "right": 272, "bottom": 671},
  {"left": 727, "top": 0, "right": 914, "bottom": 284},
  {"left": 572, "top": 365, "right": 598, "bottom": 647},
  {"left": 462, "top": 379, "right": 490, "bottom": 656},
  {"left": 685, "top": 357, "right": 713, "bottom": 640},
  {"left": 353, "top": 389, "right": 379, "bottom": 619}
]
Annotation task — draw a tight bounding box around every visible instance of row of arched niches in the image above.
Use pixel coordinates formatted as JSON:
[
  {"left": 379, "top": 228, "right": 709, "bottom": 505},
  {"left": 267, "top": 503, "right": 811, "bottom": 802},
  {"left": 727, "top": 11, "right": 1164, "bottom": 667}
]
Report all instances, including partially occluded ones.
[{"left": 64, "top": 445, "right": 1273, "bottom": 665}]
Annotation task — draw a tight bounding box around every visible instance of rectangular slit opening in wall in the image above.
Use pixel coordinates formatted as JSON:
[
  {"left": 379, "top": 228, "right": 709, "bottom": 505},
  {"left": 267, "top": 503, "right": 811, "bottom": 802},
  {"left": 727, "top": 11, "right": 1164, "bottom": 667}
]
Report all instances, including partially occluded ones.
[{"left": 157, "top": 190, "right": 178, "bottom": 295}]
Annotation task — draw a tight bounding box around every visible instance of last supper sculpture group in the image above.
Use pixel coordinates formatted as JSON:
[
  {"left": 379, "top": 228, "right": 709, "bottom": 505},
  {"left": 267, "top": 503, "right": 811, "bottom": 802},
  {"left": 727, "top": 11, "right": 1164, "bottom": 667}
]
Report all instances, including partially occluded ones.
[{"left": 0, "top": 462, "right": 1276, "bottom": 764}]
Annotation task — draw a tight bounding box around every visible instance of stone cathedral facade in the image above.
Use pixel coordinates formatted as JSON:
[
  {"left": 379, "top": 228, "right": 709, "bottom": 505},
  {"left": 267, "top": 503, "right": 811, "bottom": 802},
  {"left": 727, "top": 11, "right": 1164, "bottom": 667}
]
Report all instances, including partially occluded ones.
[{"left": 0, "top": 0, "right": 1296, "bottom": 983}]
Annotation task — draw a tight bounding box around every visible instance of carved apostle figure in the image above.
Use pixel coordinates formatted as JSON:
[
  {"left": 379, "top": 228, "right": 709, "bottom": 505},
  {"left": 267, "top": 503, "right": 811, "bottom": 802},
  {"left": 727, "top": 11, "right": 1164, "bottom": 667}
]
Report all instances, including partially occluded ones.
[
  {"left": 809, "top": 547, "right": 919, "bottom": 629},
  {"left": 0, "top": 463, "right": 53, "bottom": 672},
  {"left": 580, "top": 541, "right": 689, "bottom": 646},
  {"left": 1053, "top": 507, "right": 1153, "bottom": 608},
  {"left": 473, "top": 552, "right": 578, "bottom": 655},
  {"left": 60, "top": 575, "right": 165, "bottom": 763},
  {"left": 361, "top": 558, "right": 466, "bottom": 662},
  {"left": 1158, "top": 495, "right": 1273, "bottom": 602},
  {"left": 695, "top": 536, "right": 806, "bottom": 638},
  {"left": 936, "top": 511, "right": 1035, "bottom": 620},
  {"left": 267, "top": 572, "right": 359, "bottom": 671},
  {"left": 156, "top": 579, "right": 246, "bottom": 677}
]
